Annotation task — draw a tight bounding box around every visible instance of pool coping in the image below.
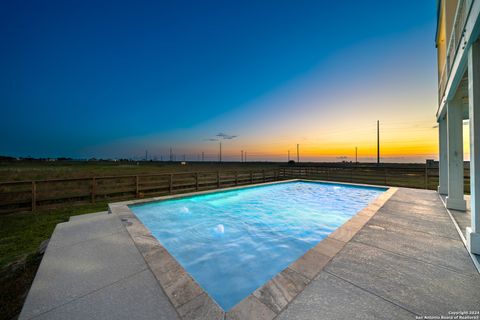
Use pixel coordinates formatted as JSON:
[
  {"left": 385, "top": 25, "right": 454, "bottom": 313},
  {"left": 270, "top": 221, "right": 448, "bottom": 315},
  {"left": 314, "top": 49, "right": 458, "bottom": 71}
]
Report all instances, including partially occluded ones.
[{"left": 108, "top": 179, "right": 398, "bottom": 320}]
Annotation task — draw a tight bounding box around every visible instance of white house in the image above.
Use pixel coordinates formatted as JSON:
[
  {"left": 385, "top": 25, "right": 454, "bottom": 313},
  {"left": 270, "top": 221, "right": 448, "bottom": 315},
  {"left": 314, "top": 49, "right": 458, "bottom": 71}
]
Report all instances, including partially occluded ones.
[{"left": 436, "top": 0, "right": 480, "bottom": 254}]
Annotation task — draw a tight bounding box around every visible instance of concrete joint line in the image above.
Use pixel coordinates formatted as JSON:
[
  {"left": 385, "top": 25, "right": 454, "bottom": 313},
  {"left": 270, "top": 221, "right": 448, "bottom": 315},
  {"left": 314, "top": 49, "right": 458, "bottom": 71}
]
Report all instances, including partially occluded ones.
[
  {"left": 26, "top": 267, "right": 149, "bottom": 320},
  {"left": 323, "top": 270, "right": 419, "bottom": 317},
  {"left": 351, "top": 239, "right": 477, "bottom": 279}
]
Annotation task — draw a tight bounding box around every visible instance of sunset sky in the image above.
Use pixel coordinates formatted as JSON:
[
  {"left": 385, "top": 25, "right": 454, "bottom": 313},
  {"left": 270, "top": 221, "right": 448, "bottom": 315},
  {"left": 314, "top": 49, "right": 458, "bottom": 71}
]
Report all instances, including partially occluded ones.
[{"left": 0, "top": 1, "right": 463, "bottom": 162}]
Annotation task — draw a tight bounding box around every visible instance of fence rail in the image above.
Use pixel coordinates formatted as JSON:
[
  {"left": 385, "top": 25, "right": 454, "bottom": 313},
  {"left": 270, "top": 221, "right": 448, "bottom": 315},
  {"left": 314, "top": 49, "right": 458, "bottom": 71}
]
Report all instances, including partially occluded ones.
[
  {"left": 0, "top": 164, "right": 471, "bottom": 215},
  {"left": 0, "top": 169, "right": 284, "bottom": 214},
  {"left": 283, "top": 165, "right": 470, "bottom": 193}
]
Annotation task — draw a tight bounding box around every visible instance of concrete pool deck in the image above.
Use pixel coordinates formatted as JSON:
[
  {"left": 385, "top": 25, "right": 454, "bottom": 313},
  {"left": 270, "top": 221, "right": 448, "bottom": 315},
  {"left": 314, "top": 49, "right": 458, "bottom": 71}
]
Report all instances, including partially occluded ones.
[{"left": 19, "top": 186, "right": 480, "bottom": 320}]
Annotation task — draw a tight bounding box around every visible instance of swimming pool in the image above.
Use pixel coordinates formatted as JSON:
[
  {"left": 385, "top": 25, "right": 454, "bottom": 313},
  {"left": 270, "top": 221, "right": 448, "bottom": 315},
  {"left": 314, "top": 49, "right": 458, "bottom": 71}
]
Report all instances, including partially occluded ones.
[{"left": 130, "top": 180, "right": 386, "bottom": 311}]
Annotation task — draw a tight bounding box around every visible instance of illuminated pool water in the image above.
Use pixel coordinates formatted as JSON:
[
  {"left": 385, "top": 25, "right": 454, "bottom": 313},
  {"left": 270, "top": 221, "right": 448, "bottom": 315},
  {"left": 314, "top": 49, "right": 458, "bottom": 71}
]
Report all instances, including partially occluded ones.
[{"left": 130, "top": 181, "right": 385, "bottom": 310}]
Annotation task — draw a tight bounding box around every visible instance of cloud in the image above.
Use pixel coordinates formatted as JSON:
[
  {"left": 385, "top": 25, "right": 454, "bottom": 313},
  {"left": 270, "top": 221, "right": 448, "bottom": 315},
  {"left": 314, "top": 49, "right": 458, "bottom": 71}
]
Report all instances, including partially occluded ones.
[
  {"left": 216, "top": 132, "right": 238, "bottom": 140},
  {"left": 203, "top": 132, "right": 238, "bottom": 142}
]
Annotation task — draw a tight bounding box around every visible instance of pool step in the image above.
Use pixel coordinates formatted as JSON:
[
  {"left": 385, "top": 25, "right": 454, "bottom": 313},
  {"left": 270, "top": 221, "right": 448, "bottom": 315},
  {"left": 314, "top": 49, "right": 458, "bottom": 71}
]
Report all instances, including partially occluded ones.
[{"left": 50, "top": 213, "right": 124, "bottom": 249}]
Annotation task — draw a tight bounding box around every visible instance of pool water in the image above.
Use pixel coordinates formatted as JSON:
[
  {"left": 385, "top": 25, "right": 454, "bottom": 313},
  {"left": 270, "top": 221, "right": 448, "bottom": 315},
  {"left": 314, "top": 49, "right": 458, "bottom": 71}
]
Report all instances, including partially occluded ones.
[{"left": 130, "top": 181, "right": 385, "bottom": 311}]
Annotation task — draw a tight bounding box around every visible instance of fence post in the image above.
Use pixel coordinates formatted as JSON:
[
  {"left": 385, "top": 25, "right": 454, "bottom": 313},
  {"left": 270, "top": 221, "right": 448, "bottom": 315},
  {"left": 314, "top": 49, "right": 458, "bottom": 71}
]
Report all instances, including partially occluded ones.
[
  {"left": 195, "top": 172, "right": 199, "bottom": 191},
  {"left": 263, "top": 169, "right": 266, "bottom": 182},
  {"left": 217, "top": 171, "right": 220, "bottom": 188},
  {"left": 384, "top": 168, "right": 387, "bottom": 186},
  {"left": 250, "top": 171, "right": 253, "bottom": 184},
  {"left": 31, "top": 181, "right": 36, "bottom": 212},
  {"left": 327, "top": 168, "right": 330, "bottom": 180},
  {"left": 135, "top": 175, "right": 139, "bottom": 198},
  {"left": 91, "top": 177, "right": 96, "bottom": 203},
  {"left": 425, "top": 162, "right": 428, "bottom": 189},
  {"left": 169, "top": 174, "right": 173, "bottom": 194}
]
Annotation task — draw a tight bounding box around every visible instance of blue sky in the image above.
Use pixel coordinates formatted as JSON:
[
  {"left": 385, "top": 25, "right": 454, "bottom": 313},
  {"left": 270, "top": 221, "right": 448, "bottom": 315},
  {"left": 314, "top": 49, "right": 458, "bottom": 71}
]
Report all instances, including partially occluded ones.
[{"left": 0, "top": 1, "right": 439, "bottom": 161}]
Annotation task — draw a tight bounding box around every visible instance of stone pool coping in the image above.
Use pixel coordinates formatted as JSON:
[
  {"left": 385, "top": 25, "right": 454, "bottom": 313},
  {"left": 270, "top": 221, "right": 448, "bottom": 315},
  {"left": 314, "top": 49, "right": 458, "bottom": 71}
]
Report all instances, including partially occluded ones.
[{"left": 108, "top": 179, "right": 398, "bottom": 320}]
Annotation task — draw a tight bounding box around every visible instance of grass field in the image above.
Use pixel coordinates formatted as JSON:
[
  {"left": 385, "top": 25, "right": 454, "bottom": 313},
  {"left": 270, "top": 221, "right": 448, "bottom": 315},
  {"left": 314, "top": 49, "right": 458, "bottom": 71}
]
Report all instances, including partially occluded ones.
[{"left": 0, "top": 160, "right": 282, "bottom": 181}]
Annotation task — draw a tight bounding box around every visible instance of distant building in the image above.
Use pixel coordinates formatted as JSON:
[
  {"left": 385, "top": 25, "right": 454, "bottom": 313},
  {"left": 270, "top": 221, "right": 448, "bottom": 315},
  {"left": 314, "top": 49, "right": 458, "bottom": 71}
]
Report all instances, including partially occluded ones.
[{"left": 436, "top": 0, "right": 480, "bottom": 254}]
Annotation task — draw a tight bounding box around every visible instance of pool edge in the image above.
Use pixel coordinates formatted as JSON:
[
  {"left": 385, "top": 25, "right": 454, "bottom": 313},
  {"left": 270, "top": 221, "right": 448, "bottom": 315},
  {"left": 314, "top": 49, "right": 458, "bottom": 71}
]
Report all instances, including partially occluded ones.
[{"left": 108, "top": 181, "right": 398, "bottom": 320}]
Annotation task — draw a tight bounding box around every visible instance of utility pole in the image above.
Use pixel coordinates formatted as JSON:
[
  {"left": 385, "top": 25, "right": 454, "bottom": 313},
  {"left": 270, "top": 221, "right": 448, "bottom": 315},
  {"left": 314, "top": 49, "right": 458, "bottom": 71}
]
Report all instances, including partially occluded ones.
[
  {"left": 297, "top": 144, "right": 300, "bottom": 163},
  {"left": 169, "top": 147, "right": 173, "bottom": 162},
  {"left": 355, "top": 147, "right": 358, "bottom": 164},
  {"left": 219, "top": 142, "right": 222, "bottom": 162},
  {"left": 241, "top": 150, "right": 243, "bottom": 163},
  {"left": 288, "top": 150, "right": 290, "bottom": 162},
  {"left": 245, "top": 151, "right": 247, "bottom": 162},
  {"left": 377, "top": 120, "right": 380, "bottom": 164},
  {"left": 202, "top": 152, "right": 204, "bottom": 161}
]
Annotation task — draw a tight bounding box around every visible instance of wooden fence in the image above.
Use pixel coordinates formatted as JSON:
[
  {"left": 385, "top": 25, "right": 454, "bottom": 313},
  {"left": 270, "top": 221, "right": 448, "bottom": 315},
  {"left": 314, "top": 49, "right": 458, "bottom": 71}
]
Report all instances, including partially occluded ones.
[
  {"left": 0, "top": 169, "right": 284, "bottom": 214},
  {"left": 283, "top": 165, "right": 470, "bottom": 193},
  {"left": 0, "top": 164, "right": 471, "bottom": 215}
]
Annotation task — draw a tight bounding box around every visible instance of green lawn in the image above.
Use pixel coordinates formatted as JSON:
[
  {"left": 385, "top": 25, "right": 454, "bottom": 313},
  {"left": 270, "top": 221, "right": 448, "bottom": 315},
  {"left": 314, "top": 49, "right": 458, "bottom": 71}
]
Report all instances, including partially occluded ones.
[
  {"left": 0, "top": 202, "right": 109, "bottom": 320},
  {"left": 0, "top": 203, "right": 109, "bottom": 269}
]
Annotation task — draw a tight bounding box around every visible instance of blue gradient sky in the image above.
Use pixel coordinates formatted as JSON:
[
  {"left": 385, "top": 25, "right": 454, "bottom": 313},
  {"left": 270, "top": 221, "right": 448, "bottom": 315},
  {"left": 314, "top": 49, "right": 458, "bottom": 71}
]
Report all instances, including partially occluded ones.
[{"left": 0, "top": 1, "right": 440, "bottom": 162}]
